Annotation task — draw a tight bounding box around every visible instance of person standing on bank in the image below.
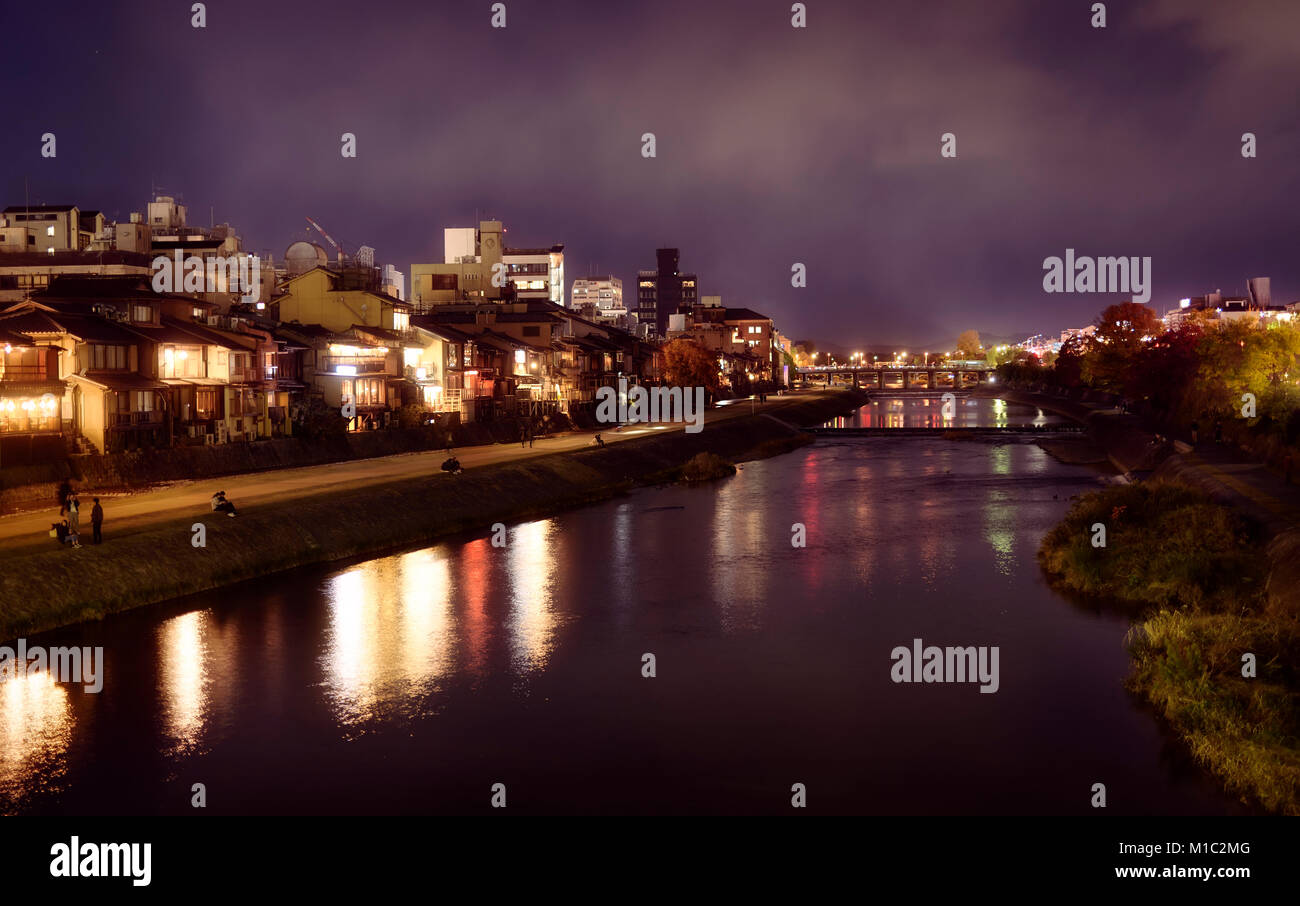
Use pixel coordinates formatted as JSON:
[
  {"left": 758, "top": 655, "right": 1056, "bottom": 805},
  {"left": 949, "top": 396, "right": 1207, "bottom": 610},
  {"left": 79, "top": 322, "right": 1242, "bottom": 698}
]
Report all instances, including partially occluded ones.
[
  {"left": 91, "top": 497, "right": 104, "bottom": 544},
  {"left": 67, "top": 494, "right": 83, "bottom": 548}
]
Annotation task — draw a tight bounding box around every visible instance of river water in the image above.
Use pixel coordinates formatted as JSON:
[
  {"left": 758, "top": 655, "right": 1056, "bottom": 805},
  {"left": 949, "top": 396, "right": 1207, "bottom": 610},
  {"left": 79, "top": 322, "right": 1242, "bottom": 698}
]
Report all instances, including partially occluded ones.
[{"left": 0, "top": 397, "right": 1249, "bottom": 814}]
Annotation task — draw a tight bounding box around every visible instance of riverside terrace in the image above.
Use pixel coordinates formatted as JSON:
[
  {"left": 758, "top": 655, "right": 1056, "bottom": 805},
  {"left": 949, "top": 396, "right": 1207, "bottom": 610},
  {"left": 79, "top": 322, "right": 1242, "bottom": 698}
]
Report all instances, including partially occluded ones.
[{"left": 796, "top": 362, "right": 996, "bottom": 390}]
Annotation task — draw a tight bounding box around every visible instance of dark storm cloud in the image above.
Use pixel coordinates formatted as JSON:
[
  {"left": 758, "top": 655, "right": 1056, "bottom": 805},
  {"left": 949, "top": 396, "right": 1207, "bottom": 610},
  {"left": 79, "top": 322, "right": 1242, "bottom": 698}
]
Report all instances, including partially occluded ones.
[{"left": 2, "top": 0, "right": 1297, "bottom": 346}]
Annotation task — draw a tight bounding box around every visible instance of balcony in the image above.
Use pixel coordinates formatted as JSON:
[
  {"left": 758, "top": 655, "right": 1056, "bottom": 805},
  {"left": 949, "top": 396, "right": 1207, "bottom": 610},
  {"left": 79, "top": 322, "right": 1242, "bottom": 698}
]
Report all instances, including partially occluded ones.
[
  {"left": 325, "top": 359, "right": 388, "bottom": 375},
  {"left": 0, "top": 364, "right": 55, "bottom": 380},
  {"left": 112, "top": 411, "right": 163, "bottom": 427}
]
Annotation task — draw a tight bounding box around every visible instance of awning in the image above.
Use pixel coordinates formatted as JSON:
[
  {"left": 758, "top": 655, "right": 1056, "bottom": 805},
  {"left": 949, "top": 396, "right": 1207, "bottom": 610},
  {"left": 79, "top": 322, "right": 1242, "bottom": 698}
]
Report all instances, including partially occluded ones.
[
  {"left": 0, "top": 380, "right": 65, "bottom": 396},
  {"left": 72, "top": 372, "right": 167, "bottom": 391}
]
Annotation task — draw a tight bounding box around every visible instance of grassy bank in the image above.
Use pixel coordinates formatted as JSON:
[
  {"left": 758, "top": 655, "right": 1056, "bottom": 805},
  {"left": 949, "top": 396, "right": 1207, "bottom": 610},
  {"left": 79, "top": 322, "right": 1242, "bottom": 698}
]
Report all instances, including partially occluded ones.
[
  {"left": 1128, "top": 610, "right": 1300, "bottom": 815},
  {"left": 1039, "top": 482, "right": 1266, "bottom": 610},
  {"left": 1039, "top": 480, "right": 1300, "bottom": 814},
  {"left": 0, "top": 392, "right": 860, "bottom": 641}
]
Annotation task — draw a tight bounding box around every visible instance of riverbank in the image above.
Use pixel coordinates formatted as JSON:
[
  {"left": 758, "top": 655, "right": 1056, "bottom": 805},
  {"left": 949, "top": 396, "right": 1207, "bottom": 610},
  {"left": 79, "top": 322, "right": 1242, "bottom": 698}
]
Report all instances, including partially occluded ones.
[
  {"left": 1001, "top": 383, "right": 1300, "bottom": 812},
  {"left": 1038, "top": 475, "right": 1300, "bottom": 815},
  {"left": 973, "top": 386, "right": 1164, "bottom": 475},
  {"left": 0, "top": 414, "right": 553, "bottom": 517},
  {"left": 0, "top": 391, "right": 864, "bottom": 641}
]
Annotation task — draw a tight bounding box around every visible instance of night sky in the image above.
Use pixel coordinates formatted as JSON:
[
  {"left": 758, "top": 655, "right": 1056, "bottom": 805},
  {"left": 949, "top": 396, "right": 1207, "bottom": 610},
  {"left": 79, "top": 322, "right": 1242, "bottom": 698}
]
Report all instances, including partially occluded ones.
[{"left": 2, "top": 0, "right": 1297, "bottom": 347}]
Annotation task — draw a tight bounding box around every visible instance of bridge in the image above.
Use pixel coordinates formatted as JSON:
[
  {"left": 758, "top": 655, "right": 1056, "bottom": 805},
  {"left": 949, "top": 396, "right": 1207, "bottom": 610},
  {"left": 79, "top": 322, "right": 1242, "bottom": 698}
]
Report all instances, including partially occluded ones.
[
  {"left": 806, "top": 424, "right": 1088, "bottom": 436},
  {"left": 795, "top": 362, "right": 997, "bottom": 390}
]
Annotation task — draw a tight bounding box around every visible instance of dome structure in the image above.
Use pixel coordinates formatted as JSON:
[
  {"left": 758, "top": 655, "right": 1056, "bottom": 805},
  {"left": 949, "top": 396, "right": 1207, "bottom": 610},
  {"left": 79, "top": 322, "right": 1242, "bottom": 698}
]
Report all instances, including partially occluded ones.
[{"left": 285, "top": 240, "right": 328, "bottom": 277}]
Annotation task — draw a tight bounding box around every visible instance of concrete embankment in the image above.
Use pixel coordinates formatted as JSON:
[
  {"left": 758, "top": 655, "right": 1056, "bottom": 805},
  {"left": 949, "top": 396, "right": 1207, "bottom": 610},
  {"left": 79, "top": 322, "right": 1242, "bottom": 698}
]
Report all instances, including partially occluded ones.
[
  {"left": 0, "top": 391, "right": 864, "bottom": 640},
  {"left": 977, "top": 386, "right": 1164, "bottom": 475}
]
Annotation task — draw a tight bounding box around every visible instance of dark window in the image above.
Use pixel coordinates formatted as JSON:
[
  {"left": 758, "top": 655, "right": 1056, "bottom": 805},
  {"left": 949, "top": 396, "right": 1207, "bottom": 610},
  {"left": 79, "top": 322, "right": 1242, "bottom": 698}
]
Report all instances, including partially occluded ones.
[{"left": 522, "top": 326, "right": 540, "bottom": 337}]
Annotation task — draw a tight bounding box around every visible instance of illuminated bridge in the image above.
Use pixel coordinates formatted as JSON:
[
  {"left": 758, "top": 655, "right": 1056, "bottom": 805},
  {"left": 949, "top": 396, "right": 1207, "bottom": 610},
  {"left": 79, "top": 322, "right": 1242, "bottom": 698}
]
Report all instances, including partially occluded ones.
[{"left": 795, "top": 362, "right": 997, "bottom": 390}]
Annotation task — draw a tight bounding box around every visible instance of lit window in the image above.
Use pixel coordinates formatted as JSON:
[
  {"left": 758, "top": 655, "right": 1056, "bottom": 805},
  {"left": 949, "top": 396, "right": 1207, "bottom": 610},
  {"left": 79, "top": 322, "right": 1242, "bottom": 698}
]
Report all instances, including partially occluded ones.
[{"left": 46, "top": 225, "right": 55, "bottom": 237}]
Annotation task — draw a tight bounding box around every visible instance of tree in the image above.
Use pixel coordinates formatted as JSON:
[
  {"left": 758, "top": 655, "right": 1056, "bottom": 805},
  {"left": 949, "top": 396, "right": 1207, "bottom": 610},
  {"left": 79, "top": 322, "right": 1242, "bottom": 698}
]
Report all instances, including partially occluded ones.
[
  {"left": 1084, "top": 302, "right": 1161, "bottom": 394},
  {"left": 1053, "top": 335, "right": 1089, "bottom": 388},
  {"left": 663, "top": 338, "right": 722, "bottom": 395},
  {"left": 985, "top": 344, "right": 1016, "bottom": 367},
  {"left": 1135, "top": 322, "right": 1205, "bottom": 417},
  {"left": 294, "top": 396, "right": 348, "bottom": 441},
  {"left": 1094, "top": 301, "right": 1159, "bottom": 347},
  {"left": 791, "top": 340, "right": 817, "bottom": 367},
  {"left": 955, "top": 330, "right": 983, "bottom": 359}
]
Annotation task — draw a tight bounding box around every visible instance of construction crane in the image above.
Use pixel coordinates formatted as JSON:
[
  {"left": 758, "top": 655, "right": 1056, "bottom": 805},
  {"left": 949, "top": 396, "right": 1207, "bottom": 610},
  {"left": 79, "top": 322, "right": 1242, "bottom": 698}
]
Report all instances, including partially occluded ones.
[{"left": 305, "top": 217, "right": 345, "bottom": 262}]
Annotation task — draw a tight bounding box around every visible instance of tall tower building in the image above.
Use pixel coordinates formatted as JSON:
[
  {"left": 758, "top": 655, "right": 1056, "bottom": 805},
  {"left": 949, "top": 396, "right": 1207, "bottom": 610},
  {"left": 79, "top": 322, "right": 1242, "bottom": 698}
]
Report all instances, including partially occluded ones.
[
  {"left": 636, "top": 248, "right": 698, "bottom": 337},
  {"left": 1247, "top": 277, "right": 1271, "bottom": 309}
]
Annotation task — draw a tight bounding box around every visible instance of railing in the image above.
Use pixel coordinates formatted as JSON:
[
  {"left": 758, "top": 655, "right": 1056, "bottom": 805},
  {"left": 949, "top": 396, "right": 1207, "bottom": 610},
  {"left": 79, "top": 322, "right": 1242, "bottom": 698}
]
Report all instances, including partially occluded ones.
[
  {"left": 0, "top": 364, "right": 54, "bottom": 379},
  {"left": 0, "top": 416, "right": 61, "bottom": 433},
  {"left": 432, "top": 388, "right": 463, "bottom": 413},
  {"left": 324, "top": 359, "right": 387, "bottom": 374},
  {"left": 112, "top": 411, "right": 163, "bottom": 427}
]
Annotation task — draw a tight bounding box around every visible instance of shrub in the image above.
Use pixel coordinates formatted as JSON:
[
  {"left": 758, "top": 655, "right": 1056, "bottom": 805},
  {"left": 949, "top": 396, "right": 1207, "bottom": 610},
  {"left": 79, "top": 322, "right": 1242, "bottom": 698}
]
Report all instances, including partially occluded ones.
[
  {"left": 680, "top": 452, "right": 736, "bottom": 482},
  {"left": 1038, "top": 481, "right": 1265, "bottom": 612}
]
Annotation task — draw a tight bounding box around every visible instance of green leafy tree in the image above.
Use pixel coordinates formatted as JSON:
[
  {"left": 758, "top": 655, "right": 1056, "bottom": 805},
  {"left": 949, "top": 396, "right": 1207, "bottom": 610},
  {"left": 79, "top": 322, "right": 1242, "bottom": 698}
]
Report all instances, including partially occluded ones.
[{"left": 955, "top": 330, "right": 983, "bottom": 359}]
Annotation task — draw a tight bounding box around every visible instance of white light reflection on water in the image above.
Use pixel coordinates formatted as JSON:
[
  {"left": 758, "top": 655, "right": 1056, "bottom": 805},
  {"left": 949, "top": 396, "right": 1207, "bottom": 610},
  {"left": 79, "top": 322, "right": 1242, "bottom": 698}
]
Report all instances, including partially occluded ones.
[
  {"left": 320, "top": 549, "right": 457, "bottom": 734},
  {"left": 0, "top": 669, "right": 72, "bottom": 811},
  {"left": 506, "top": 519, "right": 560, "bottom": 674},
  {"left": 157, "top": 609, "right": 212, "bottom": 758}
]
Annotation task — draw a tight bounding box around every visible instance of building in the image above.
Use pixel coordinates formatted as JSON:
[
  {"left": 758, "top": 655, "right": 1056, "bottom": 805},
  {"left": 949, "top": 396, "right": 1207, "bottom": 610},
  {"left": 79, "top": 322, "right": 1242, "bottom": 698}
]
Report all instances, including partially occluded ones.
[
  {"left": 1, "top": 196, "right": 267, "bottom": 311},
  {"left": 571, "top": 275, "right": 631, "bottom": 327},
  {"left": 1, "top": 205, "right": 101, "bottom": 253},
  {"left": 381, "top": 264, "right": 405, "bottom": 302},
  {"left": 1247, "top": 277, "right": 1271, "bottom": 309},
  {"left": 666, "top": 298, "right": 778, "bottom": 393},
  {"left": 0, "top": 323, "right": 66, "bottom": 463},
  {"left": 275, "top": 323, "right": 401, "bottom": 430},
  {"left": 504, "top": 244, "right": 565, "bottom": 307},
  {"left": 0, "top": 275, "right": 294, "bottom": 451},
  {"left": 271, "top": 265, "right": 418, "bottom": 430},
  {"left": 636, "top": 249, "right": 698, "bottom": 338},
  {"left": 274, "top": 265, "right": 412, "bottom": 334},
  {"left": 411, "top": 221, "right": 505, "bottom": 307},
  {"left": 144, "top": 196, "right": 265, "bottom": 313},
  {"left": 0, "top": 250, "right": 154, "bottom": 303},
  {"left": 410, "top": 221, "right": 565, "bottom": 309},
  {"left": 0, "top": 301, "right": 165, "bottom": 453},
  {"left": 1059, "top": 325, "right": 1097, "bottom": 347}
]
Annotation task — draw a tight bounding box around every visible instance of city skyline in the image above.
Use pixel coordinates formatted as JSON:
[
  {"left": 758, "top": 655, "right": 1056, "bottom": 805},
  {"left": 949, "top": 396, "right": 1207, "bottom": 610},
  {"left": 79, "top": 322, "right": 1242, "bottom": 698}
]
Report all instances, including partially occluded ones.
[{"left": 3, "top": 0, "right": 1297, "bottom": 347}]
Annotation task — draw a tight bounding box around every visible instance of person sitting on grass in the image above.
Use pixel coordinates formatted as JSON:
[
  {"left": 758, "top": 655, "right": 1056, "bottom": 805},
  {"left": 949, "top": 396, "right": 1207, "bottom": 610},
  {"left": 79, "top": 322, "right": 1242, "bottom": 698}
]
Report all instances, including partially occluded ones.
[
  {"left": 211, "top": 491, "right": 239, "bottom": 517},
  {"left": 52, "top": 519, "right": 79, "bottom": 548}
]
